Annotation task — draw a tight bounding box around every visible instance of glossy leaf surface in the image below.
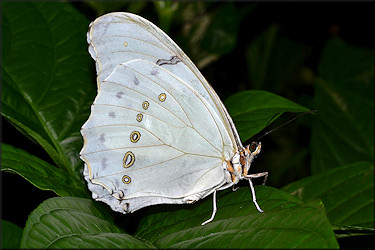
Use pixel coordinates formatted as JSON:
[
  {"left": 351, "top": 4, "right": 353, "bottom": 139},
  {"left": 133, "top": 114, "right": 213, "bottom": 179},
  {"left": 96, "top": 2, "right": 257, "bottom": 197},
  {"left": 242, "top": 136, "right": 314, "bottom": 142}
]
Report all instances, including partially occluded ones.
[
  {"left": 1, "top": 220, "right": 23, "bottom": 249},
  {"left": 2, "top": 2, "right": 95, "bottom": 178},
  {"left": 21, "top": 197, "right": 155, "bottom": 248},
  {"left": 282, "top": 162, "right": 374, "bottom": 228},
  {"left": 136, "top": 186, "right": 338, "bottom": 248},
  {"left": 2, "top": 143, "right": 87, "bottom": 197},
  {"left": 311, "top": 38, "right": 374, "bottom": 173},
  {"left": 225, "top": 90, "right": 309, "bottom": 142}
]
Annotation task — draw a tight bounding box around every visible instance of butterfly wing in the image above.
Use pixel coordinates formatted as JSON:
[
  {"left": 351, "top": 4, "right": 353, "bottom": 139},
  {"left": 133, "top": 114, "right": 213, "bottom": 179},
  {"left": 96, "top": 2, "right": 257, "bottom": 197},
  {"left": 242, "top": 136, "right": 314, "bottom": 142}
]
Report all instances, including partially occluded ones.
[
  {"left": 81, "top": 59, "right": 235, "bottom": 213},
  {"left": 87, "top": 12, "right": 242, "bottom": 148},
  {"left": 82, "top": 12, "right": 244, "bottom": 213}
]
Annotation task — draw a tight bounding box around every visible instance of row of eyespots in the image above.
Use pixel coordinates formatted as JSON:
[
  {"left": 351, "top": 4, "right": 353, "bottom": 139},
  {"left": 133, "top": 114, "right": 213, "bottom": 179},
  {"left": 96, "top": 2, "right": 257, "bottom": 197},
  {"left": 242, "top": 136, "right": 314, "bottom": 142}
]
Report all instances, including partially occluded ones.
[
  {"left": 124, "top": 95, "right": 142, "bottom": 185},
  {"left": 121, "top": 91, "right": 167, "bottom": 185},
  {"left": 136, "top": 93, "right": 166, "bottom": 122},
  {"left": 121, "top": 40, "right": 129, "bottom": 185},
  {"left": 122, "top": 151, "right": 134, "bottom": 184},
  {"left": 120, "top": 40, "right": 166, "bottom": 186},
  {"left": 125, "top": 131, "right": 139, "bottom": 183}
]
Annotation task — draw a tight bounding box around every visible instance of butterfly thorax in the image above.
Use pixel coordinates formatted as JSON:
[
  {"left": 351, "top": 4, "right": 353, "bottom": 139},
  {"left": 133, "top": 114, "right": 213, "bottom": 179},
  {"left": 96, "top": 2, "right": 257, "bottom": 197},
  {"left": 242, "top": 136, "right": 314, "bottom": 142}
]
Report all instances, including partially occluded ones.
[{"left": 224, "top": 142, "right": 262, "bottom": 185}]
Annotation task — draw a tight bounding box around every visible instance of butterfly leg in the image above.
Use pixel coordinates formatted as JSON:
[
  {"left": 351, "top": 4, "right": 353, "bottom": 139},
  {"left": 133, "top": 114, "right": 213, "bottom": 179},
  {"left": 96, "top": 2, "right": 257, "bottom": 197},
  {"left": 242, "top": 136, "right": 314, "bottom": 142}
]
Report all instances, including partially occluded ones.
[
  {"left": 248, "top": 178, "right": 263, "bottom": 213},
  {"left": 244, "top": 172, "right": 268, "bottom": 213},
  {"left": 201, "top": 183, "right": 234, "bottom": 226},
  {"left": 201, "top": 190, "right": 217, "bottom": 226},
  {"left": 246, "top": 171, "right": 268, "bottom": 185}
]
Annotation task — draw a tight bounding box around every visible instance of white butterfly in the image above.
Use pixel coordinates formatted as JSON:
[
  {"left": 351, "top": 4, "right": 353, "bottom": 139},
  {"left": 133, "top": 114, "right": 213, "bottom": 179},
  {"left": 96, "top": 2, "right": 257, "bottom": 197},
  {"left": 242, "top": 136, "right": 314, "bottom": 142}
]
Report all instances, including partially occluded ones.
[{"left": 80, "top": 12, "right": 268, "bottom": 225}]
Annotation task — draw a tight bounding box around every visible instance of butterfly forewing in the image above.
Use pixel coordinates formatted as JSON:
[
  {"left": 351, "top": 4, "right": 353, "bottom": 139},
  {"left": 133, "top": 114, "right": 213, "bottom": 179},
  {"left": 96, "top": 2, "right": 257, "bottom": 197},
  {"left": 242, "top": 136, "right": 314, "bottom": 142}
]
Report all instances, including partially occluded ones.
[{"left": 87, "top": 12, "right": 241, "bottom": 148}]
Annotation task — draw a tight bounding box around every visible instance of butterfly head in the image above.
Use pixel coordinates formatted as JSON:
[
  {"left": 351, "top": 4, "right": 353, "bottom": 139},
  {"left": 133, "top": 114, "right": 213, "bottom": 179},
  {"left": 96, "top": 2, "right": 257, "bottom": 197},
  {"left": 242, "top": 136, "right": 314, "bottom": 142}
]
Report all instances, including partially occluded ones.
[
  {"left": 229, "top": 142, "right": 262, "bottom": 180},
  {"left": 241, "top": 142, "right": 260, "bottom": 172},
  {"left": 246, "top": 141, "right": 262, "bottom": 157}
]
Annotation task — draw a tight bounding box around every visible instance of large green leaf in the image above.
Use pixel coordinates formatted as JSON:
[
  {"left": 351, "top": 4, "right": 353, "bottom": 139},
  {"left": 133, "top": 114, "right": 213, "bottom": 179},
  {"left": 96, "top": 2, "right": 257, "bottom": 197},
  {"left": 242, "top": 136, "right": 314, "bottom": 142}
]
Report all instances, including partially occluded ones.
[
  {"left": 246, "top": 24, "right": 312, "bottom": 91},
  {"left": 282, "top": 162, "right": 374, "bottom": 228},
  {"left": 1, "top": 2, "right": 95, "bottom": 178},
  {"left": 311, "top": 38, "right": 374, "bottom": 173},
  {"left": 1, "top": 220, "right": 23, "bottom": 249},
  {"left": 225, "top": 90, "right": 310, "bottom": 142},
  {"left": 1, "top": 143, "right": 87, "bottom": 197},
  {"left": 21, "top": 197, "right": 155, "bottom": 248},
  {"left": 175, "top": 2, "right": 255, "bottom": 69},
  {"left": 136, "top": 186, "right": 338, "bottom": 248}
]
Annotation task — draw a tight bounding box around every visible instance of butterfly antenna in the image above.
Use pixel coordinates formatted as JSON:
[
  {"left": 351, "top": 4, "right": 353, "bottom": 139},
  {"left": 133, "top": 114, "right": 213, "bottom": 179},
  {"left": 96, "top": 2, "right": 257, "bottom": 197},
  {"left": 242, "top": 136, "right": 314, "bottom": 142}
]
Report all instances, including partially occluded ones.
[{"left": 256, "top": 110, "right": 317, "bottom": 142}]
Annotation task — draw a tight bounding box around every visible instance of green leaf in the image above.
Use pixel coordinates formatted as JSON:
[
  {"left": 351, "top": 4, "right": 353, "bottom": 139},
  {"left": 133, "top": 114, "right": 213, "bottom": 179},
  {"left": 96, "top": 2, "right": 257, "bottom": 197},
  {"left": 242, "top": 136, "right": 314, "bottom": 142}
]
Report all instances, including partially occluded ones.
[
  {"left": 1, "top": 2, "right": 95, "bottom": 178},
  {"left": 1, "top": 143, "right": 87, "bottom": 197},
  {"left": 333, "top": 225, "right": 375, "bottom": 238},
  {"left": 246, "top": 24, "right": 312, "bottom": 90},
  {"left": 21, "top": 197, "right": 155, "bottom": 248},
  {"left": 311, "top": 38, "right": 374, "bottom": 173},
  {"left": 154, "top": 1, "right": 178, "bottom": 34},
  {"left": 177, "top": 3, "right": 253, "bottom": 69},
  {"left": 199, "top": 3, "right": 239, "bottom": 55},
  {"left": 135, "top": 186, "right": 338, "bottom": 248},
  {"left": 1, "top": 220, "right": 23, "bottom": 249},
  {"left": 282, "top": 162, "right": 374, "bottom": 228},
  {"left": 247, "top": 24, "right": 278, "bottom": 89},
  {"left": 225, "top": 90, "right": 310, "bottom": 142}
]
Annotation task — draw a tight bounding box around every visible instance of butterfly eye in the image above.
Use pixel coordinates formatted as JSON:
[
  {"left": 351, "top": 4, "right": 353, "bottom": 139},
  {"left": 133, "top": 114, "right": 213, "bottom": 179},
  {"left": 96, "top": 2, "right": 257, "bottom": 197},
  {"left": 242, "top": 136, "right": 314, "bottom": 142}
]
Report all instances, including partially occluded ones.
[{"left": 250, "top": 142, "right": 258, "bottom": 152}]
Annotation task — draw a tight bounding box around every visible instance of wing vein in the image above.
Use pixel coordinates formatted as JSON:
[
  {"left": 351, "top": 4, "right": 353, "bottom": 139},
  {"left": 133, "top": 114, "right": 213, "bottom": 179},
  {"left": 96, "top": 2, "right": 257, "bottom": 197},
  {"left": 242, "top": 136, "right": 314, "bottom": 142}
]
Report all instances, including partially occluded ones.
[
  {"left": 103, "top": 80, "right": 191, "bottom": 127},
  {"left": 127, "top": 63, "right": 225, "bottom": 155}
]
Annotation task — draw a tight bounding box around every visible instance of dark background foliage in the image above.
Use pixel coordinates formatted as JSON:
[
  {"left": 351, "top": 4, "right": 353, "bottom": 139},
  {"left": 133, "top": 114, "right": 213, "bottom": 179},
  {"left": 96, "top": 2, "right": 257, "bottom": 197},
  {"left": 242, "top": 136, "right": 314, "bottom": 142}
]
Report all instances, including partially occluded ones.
[{"left": 2, "top": 1, "right": 373, "bottom": 248}]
